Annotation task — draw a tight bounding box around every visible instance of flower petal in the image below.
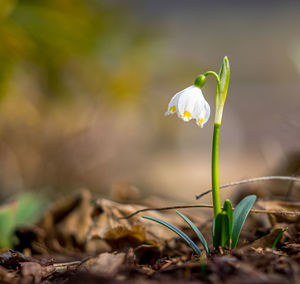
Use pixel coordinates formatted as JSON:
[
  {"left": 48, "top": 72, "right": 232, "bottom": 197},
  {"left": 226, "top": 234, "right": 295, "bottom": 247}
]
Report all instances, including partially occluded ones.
[
  {"left": 165, "top": 84, "right": 210, "bottom": 128},
  {"left": 178, "top": 86, "right": 200, "bottom": 120},
  {"left": 193, "top": 96, "right": 210, "bottom": 127},
  {"left": 203, "top": 100, "right": 210, "bottom": 124},
  {"left": 198, "top": 106, "right": 210, "bottom": 127},
  {"left": 165, "top": 89, "right": 182, "bottom": 116}
]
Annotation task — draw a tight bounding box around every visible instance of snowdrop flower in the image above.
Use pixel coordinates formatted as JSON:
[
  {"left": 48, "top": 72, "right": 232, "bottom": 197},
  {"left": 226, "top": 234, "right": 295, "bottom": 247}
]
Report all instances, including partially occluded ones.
[{"left": 165, "top": 85, "right": 210, "bottom": 128}]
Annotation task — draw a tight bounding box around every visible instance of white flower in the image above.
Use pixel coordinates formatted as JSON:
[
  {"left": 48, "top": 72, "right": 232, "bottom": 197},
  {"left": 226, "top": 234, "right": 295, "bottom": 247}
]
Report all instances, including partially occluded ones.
[{"left": 165, "top": 85, "right": 210, "bottom": 128}]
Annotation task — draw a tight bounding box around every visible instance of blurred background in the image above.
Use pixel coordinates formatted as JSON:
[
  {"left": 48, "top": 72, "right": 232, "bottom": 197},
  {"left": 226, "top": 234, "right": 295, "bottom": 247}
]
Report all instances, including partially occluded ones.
[{"left": 0, "top": 0, "right": 300, "bottom": 205}]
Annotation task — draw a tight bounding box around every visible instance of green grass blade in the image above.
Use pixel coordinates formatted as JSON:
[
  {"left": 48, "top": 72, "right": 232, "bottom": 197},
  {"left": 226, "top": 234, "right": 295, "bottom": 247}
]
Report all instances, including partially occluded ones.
[
  {"left": 272, "top": 227, "right": 288, "bottom": 250},
  {"left": 142, "top": 216, "right": 201, "bottom": 256},
  {"left": 232, "top": 195, "right": 256, "bottom": 248},
  {"left": 175, "top": 211, "right": 210, "bottom": 254}
]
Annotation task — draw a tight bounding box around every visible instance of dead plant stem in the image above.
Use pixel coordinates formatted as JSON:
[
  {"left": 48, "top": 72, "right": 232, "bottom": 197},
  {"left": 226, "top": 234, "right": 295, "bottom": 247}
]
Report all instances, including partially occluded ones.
[{"left": 195, "top": 176, "right": 300, "bottom": 199}]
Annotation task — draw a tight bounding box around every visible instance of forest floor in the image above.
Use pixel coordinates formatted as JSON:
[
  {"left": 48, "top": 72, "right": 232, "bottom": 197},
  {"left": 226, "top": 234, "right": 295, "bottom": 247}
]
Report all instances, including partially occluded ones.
[{"left": 1, "top": 186, "right": 300, "bottom": 284}]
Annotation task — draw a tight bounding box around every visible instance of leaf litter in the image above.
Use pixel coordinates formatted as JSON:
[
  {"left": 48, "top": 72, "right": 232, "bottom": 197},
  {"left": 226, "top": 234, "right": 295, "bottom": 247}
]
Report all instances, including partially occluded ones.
[{"left": 2, "top": 179, "right": 300, "bottom": 283}]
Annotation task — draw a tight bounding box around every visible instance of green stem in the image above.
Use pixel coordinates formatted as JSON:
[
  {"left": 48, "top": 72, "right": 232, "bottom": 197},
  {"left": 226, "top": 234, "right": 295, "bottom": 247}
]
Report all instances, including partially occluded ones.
[
  {"left": 204, "top": 71, "right": 221, "bottom": 93},
  {"left": 204, "top": 71, "right": 222, "bottom": 219},
  {"left": 212, "top": 123, "right": 221, "bottom": 219}
]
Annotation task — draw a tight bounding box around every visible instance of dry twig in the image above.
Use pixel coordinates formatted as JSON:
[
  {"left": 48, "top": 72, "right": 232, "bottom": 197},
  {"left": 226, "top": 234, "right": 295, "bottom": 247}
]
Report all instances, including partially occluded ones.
[
  {"left": 195, "top": 176, "right": 300, "bottom": 199},
  {"left": 122, "top": 204, "right": 300, "bottom": 219},
  {"left": 122, "top": 176, "right": 300, "bottom": 219},
  {"left": 53, "top": 261, "right": 82, "bottom": 272}
]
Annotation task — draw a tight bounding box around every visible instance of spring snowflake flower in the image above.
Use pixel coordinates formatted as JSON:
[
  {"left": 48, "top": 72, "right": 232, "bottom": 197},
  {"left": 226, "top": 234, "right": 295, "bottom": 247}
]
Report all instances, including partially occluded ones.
[{"left": 165, "top": 85, "right": 210, "bottom": 127}]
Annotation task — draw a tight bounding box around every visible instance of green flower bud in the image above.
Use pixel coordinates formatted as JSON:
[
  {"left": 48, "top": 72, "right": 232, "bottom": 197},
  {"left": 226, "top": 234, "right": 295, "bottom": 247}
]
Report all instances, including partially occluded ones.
[
  {"left": 218, "top": 56, "right": 230, "bottom": 102},
  {"left": 194, "top": 74, "right": 206, "bottom": 89},
  {"left": 215, "top": 56, "right": 230, "bottom": 125}
]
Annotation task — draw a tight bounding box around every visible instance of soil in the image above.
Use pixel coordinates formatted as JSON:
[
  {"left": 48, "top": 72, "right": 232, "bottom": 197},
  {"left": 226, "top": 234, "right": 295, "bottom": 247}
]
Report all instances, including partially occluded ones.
[{"left": 1, "top": 241, "right": 300, "bottom": 284}]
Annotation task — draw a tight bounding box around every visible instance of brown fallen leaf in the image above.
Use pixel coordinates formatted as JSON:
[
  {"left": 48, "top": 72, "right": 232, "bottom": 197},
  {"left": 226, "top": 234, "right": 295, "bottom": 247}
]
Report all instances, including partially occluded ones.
[
  {"left": 16, "top": 189, "right": 95, "bottom": 255},
  {"left": 17, "top": 190, "right": 209, "bottom": 255},
  {"left": 40, "top": 189, "right": 93, "bottom": 249},
  {"left": 78, "top": 252, "right": 125, "bottom": 278},
  {"left": 0, "top": 265, "right": 18, "bottom": 283},
  {"left": 133, "top": 244, "right": 160, "bottom": 265},
  {"left": 87, "top": 198, "right": 177, "bottom": 251},
  {"left": 20, "top": 262, "right": 42, "bottom": 284}
]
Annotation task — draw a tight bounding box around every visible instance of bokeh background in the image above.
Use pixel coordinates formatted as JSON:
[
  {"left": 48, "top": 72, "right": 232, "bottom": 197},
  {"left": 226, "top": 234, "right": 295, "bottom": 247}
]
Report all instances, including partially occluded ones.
[{"left": 1, "top": 0, "right": 300, "bottom": 205}]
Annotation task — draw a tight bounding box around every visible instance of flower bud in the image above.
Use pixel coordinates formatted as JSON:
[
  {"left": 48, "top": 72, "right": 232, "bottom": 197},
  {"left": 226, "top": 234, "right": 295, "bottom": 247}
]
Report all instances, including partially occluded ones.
[
  {"left": 218, "top": 56, "right": 230, "bottom": 101},
  {"left": 194, "top": 74, "right": 206, "bottom": 89}
]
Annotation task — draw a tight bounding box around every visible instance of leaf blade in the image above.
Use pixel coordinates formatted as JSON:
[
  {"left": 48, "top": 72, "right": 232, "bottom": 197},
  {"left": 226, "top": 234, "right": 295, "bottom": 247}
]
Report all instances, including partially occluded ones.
[
  {"left": 213, "top": 213, "right": 222, "bottom": 248},
  {"left": 223, "top": 199, "right": 233, "bottom": 248},
  {"left": 176, "top": 211, "right": 210, "bottom": 254},
  {"left": 272, "top": 227, "right": 288, "bottom": 250},
  {"left": 220, "top": 212, "right": 230, "bottom": 248},
  {"left": 142, "top": 215, "right": 201, "bottom": 256},
  {"left": 232, "top": 195, "right": 256, "bottom": 248}
]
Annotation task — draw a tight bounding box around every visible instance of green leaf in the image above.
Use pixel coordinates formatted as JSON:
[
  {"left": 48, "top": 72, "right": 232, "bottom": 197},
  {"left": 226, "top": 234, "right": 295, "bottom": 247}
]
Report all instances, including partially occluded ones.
[
  {"left": 220, "top": 212, "right": 230, "bottom": 248},
  {"left": 213, "top": 209, "right": 232, "bottom": 249},
  {"left": 223, "top": 199, "right": 233, "bottom": 247},
  {"left": 0, "top": 201, "right": 17, "bottom": 248},
  {"left": 0, "top": 193, "right": 47, "bottom": 249},
  {"left": 15, "top": 193, "right": 46, "bottom": 226},
  {"left": 175, "top": 211, "right": 210, "bottom": 254},
  {"left": 142, "top": 216, "right": 201, "bottom": 256},
  {"left": 213, "top": 213, "right": 222, "bottom": 248},
  {"left": 232, "top": 195, "right": 256, "bottom": 248},
  {"left": 272, "top": 227, "right": 288, "bottom": 250}
]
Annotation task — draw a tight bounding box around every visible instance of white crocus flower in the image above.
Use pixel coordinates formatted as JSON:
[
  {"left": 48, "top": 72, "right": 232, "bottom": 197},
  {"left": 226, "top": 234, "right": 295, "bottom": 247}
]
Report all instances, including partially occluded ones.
[{"left": 165, "top": 85, "right": 210, "bottom": 128}]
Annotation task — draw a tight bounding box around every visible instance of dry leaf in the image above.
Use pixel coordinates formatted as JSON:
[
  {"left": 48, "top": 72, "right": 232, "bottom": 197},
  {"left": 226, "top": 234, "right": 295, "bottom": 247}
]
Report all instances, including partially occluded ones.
[
  {"left": 0, "top": 265, "right": 18, "bottom": 283},
  {"left": 20, "top": 262, "right": 42, "bottom": 284},
  {"left": 40, "top": 189, "right": 93, "bottom": 246},
  {"left": 87, "top": 198, "right": 177, "bottom": 251},
  {"left": 16, "top": 189, "right": 94, "bottom": 255},
  {"left": 78, "top": 252, "right": 125, "bottom": 278},
  {"left": 17, "top": 190, "right": 208, "bottom": 254}
]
